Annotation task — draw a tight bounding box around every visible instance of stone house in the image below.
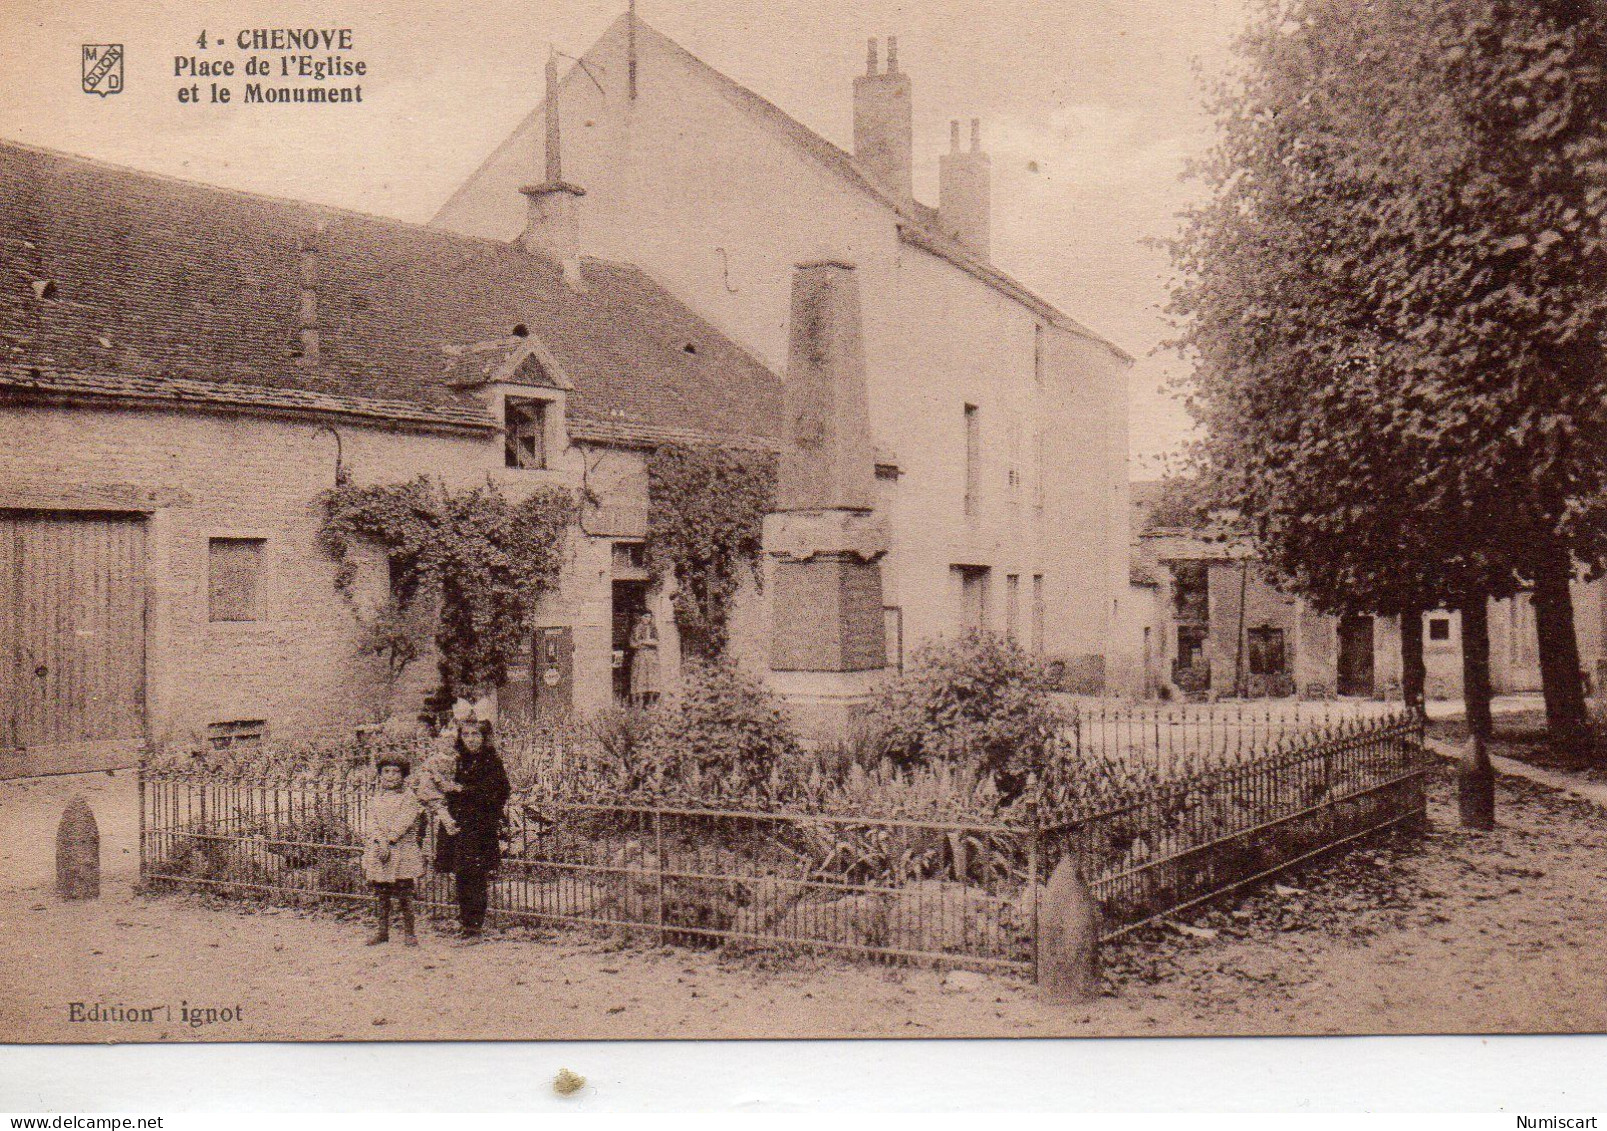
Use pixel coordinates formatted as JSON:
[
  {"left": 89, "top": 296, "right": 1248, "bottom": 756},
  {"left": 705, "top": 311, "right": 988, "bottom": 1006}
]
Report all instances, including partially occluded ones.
[
  {"left": 0, "top": 139, "right": 783, "bottom": 776},
  {"left": 431, "top": 16, "right": 1135, "bottom": 694},
  {"left": 1128, "top": 481, "right": 1607, "bottom": 701}
]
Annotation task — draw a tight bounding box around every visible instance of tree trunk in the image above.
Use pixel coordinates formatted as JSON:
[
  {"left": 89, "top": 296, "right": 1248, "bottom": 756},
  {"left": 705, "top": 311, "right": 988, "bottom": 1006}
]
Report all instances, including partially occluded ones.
[
  {"left": 1458, "top": 596, "right": 1495, "bottom": 829},
  {"left": 1400, "top": 607, "right": 1426, "bottom": 715},
  {"left": 1530, "top": 540, "right": 1595, "bottom": 762},
  {"left": 1458, "top": 732, "right": 1496, "bottom": 831}
]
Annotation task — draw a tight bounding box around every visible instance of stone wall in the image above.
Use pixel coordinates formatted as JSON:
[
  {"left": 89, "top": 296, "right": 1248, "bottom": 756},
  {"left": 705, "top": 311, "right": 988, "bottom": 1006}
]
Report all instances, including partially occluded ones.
[{"left": 0, "top": 400, "right": 760, "bottom": 748}]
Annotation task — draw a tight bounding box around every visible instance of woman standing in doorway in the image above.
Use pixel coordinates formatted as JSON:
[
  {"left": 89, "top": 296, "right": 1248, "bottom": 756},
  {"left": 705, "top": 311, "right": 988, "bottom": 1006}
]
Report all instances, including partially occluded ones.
[
  {"left": 443, "top": 718, "right": 510, "bottom": 941},
  {"left": 628, "top": 611, "right": 660, "bottom": 708}
]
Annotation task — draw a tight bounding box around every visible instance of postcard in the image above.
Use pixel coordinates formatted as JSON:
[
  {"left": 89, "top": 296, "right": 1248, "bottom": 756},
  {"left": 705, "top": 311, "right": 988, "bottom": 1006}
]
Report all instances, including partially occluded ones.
[{"left": 2, "top": 0, "right": 1605, "bottom": 1064}]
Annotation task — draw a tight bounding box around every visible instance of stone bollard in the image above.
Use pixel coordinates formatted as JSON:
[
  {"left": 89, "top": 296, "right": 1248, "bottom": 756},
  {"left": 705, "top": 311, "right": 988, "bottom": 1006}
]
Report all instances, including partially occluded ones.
[
  {"left": 1038, "top": 856, "right": 1101, "bottom": 1002},
  {"left": 56, "top": 795, "right": 101, "bottom": 900}
]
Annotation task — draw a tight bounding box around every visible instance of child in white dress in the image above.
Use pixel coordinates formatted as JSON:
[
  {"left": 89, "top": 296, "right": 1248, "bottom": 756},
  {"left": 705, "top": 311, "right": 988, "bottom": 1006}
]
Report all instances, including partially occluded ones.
[{"left": 361, "top": 753, "right": 425, "bottom": 946}]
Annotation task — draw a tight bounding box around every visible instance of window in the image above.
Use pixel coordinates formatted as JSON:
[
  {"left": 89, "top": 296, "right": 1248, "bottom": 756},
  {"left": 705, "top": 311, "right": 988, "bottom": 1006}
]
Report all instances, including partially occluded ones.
[
  {"left": 1177, "top": 625, "right": 1207, "bottom": 669},
  {"left": 504, "top": 396, "right": 549, "bottom": 469},
  {"left": 208, "top": 538, "right": 264, "bottom": 622},
  {"left": 207, "top": 719, "right": 265, "bottom": 750},
  {"left": 1033, "top": 323, "right": 1045, "bottom": 386},
  {"left": 1006, "top": 414, "right": 1022, "bottom": 513},
  {"left": 963, "top": 404, "right": 980, "bottom": 517},
  {"left": 1005, "top": 574, "right": 1020, "bottom": 639},
  {"left": 612, "top": 542, "right": 648, "bottom": 573},
  {"left": 1172, "top": 563, "right": 1209, "bottom": 623},
  {"left": 1428, "top": 617, "right": 1451, "bottom": 642},
  {"left": 1031, "top": 574, "right": 1045, "bottom": 654},
  {"left": 1033, "top": 429, "right": 1045, "bottom": 511},
  {"left": 1247, "top": 627, "right": 1287, "bottom": 676},
  {"left": 954, "top": 565, "right": 989, "bottom": 633}
]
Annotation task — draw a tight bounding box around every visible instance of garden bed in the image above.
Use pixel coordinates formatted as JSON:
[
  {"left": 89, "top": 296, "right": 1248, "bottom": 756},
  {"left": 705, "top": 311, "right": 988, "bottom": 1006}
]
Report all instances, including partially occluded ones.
[{"left": 140, "top": 711, "right": 1431, "bottom": 973}]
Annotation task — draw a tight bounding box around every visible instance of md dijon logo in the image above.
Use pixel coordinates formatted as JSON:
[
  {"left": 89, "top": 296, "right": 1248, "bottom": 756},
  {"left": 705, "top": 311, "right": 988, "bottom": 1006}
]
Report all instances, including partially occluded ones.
[{"left": 82, "top": 44, "right": 124, "bottom": 97}]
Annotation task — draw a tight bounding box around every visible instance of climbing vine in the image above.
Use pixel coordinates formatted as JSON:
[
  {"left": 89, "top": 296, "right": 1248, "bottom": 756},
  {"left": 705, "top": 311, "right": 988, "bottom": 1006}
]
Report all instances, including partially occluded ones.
[
  {"left": 318, "top": 476, "right": 576, "bottom": 698},
  {"left": 645, "top": 444, "right": 777, "bottom": 660}
]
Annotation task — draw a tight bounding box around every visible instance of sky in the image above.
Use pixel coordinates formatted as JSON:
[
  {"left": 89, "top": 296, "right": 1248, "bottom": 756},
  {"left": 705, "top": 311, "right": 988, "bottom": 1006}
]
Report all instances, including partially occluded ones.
[{"left": 0, "top": 0, "right": 1252, "bottom": 473}]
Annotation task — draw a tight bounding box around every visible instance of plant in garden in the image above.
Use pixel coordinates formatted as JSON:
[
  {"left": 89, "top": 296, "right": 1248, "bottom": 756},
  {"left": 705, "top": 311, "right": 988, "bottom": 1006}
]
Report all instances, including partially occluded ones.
[
  {"left": 1168, "top": 0, "right": 1607, "bottom": 789},
  {"left": 317, "top": 476, "right": 575, "bottom": 700},
  {"left": 647, "top": 659, "right": 802, "bottom": 792},
  {"left": 645, "top": 444, "right": 776, "bottom": 661},
  {"left": 868, "top": 632, "right": 1065, "bottom": 800},
  {"left": 354, "top": 596, "right": 430, "bottom": 680}
]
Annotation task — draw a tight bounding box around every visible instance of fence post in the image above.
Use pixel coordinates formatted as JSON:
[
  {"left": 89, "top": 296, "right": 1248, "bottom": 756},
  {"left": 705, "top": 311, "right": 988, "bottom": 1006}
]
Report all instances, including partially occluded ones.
[
  {"left": 136, "top": 762, "right": 146, "bottom": 887},
  {"left": 653, "top": 808, "right": 666, "bottom": 947},
  {"left": 1027, "top": 801, "right": 1041, "bottom": 983}
]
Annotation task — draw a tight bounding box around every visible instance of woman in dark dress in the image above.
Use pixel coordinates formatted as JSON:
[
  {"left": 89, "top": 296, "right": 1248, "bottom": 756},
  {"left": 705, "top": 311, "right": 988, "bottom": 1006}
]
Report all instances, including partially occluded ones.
[{"left": 443, "top": 719, "right": 510, "bottom": 940}]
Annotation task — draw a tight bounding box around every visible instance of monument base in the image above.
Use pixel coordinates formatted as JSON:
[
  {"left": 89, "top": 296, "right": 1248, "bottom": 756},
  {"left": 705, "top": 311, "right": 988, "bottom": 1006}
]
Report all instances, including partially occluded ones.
[{"left": 767, "top": 667, "right": 887, "bottom": 748}]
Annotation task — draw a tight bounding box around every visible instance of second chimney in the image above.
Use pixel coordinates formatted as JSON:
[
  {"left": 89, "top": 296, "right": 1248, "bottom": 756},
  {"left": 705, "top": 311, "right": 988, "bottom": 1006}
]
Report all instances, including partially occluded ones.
[
  {"left": 852, "top": 36, "right": 913, "bottom": 201},
  {"left": 520, "top": 51, "right": 586, "bottom": 290},
  {"left": 939, "top": 117, "right": 991, "bottom": 259}
]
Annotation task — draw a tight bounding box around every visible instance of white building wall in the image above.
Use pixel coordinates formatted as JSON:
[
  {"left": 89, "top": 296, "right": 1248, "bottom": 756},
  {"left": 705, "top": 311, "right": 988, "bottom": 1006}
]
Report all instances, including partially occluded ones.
[{"left": 434, "top": 18, "right": 1131, "bottom": 681}]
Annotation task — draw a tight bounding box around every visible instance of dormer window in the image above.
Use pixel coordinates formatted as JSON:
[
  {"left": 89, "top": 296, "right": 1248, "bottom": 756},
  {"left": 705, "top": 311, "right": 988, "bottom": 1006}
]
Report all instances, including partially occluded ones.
[{"left": 505, "top": 396, "right": 550, "bottom": 469}]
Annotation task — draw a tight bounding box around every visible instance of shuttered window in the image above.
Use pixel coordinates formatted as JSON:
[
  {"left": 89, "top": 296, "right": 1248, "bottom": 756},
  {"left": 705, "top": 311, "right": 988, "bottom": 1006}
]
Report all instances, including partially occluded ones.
[
  {"left": 505, "top": 397, "right": 549, "bottom": 469},
  {"left": 208, "top": 538, "right": 265, "bottom": 622}
]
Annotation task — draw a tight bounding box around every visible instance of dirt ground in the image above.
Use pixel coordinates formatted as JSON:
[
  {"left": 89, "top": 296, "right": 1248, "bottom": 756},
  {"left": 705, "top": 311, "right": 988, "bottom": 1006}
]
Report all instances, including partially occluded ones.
[
  {"left": 3, "top": 768, "right": 1605, "bottom": 1042},
  {"left": 1427, "top": 709, "right": 1607, "bottom": 786}
]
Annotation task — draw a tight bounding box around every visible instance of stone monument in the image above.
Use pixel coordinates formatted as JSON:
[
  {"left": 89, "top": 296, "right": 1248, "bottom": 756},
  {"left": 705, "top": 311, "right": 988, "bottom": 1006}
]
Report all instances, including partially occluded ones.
[{"left": 764, "top": 260, "right": 889, "bottom": 744}]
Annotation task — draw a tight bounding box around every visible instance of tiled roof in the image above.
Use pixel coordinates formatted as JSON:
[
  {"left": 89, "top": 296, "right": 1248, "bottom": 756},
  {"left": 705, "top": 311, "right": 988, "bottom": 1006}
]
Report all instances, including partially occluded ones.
[
  {"left": 0, "top": 364, "right": 493, "bottom": 429},
  {"left": 0, "top": 140, "right": 783, "bottom": 445}
]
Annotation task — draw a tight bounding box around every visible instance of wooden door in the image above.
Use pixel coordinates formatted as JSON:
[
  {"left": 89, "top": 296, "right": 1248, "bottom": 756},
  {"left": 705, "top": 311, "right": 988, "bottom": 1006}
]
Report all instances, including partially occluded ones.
[
  {"left": 533, "top": 625, "right": 574, "bottom": 721},
  {"left": 1337, "top": 614, "right": 1376, "bottom": 698},
  {"left": 0, "top": 512, "right": 147, "bottom": 777}
]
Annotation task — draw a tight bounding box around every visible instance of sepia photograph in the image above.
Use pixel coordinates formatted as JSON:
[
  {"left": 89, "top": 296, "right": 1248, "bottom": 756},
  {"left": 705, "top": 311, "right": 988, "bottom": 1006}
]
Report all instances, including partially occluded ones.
[{"left": 1, "top": 0, "right": 1605, "bottom": 1079}]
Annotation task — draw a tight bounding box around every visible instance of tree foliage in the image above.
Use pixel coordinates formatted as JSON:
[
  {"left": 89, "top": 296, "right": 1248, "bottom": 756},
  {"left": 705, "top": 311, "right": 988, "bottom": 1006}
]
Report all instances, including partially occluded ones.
[
  {"left": 318, "top": 477, "right": 575, "bottom": 697},
  {"left": 1170, "top": 0, "right": 1607, "bottom": 620},
  {"left": 645, "top": 444, "right": 777, "bottom": 660}
]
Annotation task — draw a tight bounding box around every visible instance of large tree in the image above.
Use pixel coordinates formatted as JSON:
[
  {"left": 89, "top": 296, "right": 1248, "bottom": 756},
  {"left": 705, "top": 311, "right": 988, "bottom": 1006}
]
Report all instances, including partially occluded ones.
[{"left": 1170, "top": 0, "right": 1607, "bottom": 779}]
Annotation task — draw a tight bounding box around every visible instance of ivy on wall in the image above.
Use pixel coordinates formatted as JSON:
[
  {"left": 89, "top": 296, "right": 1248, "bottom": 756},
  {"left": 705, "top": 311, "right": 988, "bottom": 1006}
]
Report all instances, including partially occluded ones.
[
  {"left": 318, "top": 476, "right": 575, "bottom": 698},
  {"left": 645, "top": 444, "right": 777, "bottom": 660}
]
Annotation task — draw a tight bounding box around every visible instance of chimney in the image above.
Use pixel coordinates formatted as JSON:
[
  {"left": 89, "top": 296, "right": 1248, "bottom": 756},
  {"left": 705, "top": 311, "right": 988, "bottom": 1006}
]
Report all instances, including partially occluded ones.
[
  {"left": 852, "top": 35, "right": 913, "bottom": 201},
  {"left": 520, "top": 50, "right": 586, "bottom": 289},
  {"left": 295, "top": 228, "right": 320, "bottom": 367},
  {"left": 939, "top": 116, "right": 991, "bottom": 259}
]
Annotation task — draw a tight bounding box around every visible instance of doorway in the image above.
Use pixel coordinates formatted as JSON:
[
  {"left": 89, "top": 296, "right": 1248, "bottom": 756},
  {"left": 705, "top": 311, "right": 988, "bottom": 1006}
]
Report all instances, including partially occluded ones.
[
  {"left": 612, "top": 580, "right": 650, "bottom": 703},
  {"left": 1337, "top": 614, "right": 1376, "bottom": 697},
  {"left": 2, "top": 511, "right": 147, "bottom": 778}
]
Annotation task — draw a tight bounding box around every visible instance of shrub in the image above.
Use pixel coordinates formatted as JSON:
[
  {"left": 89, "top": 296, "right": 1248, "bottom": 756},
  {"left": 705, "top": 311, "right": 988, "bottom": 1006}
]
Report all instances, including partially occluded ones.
[
  {"left": 868, "top": 632, "right": 1066, "bottom": 799},
  {"left": 317, "top": 476, "right": 575, "bottom": 699},
  {"left": 648, "top": 659, "right": 802, "bottom": 794}
]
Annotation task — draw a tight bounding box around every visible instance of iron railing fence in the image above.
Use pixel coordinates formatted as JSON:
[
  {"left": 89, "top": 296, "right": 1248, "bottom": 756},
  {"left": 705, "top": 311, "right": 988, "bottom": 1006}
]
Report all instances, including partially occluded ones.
[
  {"left": 1058, "top": 695, "right": 1399, "bottom": 769},
  {"left": 1040, "top": 713, "right": 1430, "bottom": 938},
  {"left": 139, "top": 712, "right": 1431, "bottom": 973}
]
